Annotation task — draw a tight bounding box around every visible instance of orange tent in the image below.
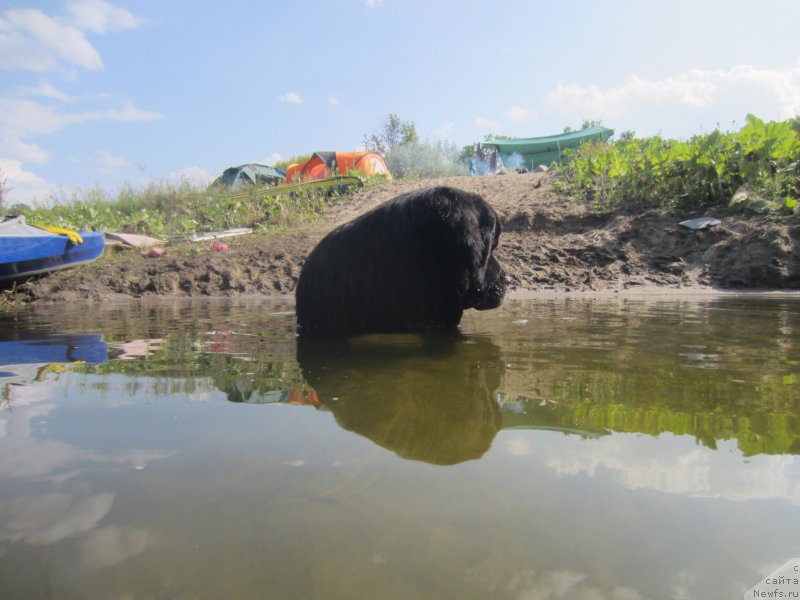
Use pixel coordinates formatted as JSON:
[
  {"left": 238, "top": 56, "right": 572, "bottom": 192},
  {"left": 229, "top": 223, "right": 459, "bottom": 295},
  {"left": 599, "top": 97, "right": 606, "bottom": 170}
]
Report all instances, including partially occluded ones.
[{"left": 285, "top": 151, "right": 391, "bottom": 183}]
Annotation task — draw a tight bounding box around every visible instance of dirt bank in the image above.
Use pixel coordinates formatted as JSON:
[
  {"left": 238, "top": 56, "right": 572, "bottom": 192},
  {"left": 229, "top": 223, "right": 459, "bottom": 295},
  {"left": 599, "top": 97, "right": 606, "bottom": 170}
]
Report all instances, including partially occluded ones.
[{"left": 19, "top": 172, "right": 800, "bottom": 304}]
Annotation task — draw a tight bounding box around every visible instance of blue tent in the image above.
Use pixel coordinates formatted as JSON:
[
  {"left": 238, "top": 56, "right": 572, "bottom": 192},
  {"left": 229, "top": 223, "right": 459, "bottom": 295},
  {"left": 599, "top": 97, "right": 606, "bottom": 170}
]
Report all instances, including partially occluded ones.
[{"left": 211, "top": 163, "right": 286, "bottom": 190}]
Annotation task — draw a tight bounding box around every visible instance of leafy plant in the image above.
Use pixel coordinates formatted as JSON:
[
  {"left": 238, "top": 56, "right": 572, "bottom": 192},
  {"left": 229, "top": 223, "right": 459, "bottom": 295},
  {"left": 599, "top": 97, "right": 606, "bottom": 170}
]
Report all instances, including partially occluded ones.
[{"left": 554, "top": 114, "right": 800, "bottom": 211}]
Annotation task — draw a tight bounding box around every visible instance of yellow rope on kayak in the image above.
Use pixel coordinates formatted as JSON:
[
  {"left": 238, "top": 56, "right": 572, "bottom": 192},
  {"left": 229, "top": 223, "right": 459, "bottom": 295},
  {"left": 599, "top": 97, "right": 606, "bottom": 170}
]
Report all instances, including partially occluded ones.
[{"left": 33, "top": 224, "right": 84, "bottom": 245}]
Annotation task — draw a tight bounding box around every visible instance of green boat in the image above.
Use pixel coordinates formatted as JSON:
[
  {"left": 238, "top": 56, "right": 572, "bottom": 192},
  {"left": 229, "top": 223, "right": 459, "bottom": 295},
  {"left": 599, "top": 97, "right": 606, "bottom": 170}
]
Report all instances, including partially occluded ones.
[{"left": 483, "top": 125, "right": 614, "bottom": 170}]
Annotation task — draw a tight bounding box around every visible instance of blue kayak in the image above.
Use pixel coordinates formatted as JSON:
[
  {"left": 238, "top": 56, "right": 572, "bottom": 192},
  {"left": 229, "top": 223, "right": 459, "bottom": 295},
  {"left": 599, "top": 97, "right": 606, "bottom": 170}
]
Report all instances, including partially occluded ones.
[
  {"left": 0, "top": 215, "right": 105, "bottom": 282},
  {"left": 0, "top": 334, "right": 108, "bottom": 367},
  {"left": 0, "top": 334, "right": 107, "bottom": 385}
]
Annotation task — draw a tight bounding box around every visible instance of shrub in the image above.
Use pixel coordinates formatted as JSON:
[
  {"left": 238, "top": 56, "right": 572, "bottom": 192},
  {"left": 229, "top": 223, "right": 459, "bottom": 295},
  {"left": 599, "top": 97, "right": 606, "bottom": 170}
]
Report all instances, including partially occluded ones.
[
  {"left": 554, "top": 114, "right": 800, "bottom": 211},
  {"left": 385, "top": 140, "right": 466, "bottom": 179}
]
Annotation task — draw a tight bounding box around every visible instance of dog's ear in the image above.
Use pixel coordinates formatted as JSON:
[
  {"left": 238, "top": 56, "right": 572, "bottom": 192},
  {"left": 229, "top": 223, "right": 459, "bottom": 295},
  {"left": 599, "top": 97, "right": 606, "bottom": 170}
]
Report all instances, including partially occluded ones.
[
  {"left": 457, "top": 206, "right": 501, "bottom": 309},
  {"left": 470, "top": 206, "right": 500, "bottom": 283},
  {"left": 428, "top": 190, "right": 501, "bottom": 298}
]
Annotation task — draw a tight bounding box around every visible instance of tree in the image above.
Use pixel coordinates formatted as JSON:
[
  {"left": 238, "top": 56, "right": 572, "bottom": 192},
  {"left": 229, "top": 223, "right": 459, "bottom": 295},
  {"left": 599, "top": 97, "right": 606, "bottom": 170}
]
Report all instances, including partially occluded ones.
[
  {"left": 362, "top": 113, "right": 418, "bottom": 154},
  {"left": 565, "top": 119, "right": 603, "bottom": 133}
]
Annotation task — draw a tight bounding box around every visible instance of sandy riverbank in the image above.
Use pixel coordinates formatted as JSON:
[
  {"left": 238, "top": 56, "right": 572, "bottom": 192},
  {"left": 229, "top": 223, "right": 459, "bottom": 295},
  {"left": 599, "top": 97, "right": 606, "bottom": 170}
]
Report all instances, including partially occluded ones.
[{"left": 19, "top": 172, "right": 800, "bottom": 304}]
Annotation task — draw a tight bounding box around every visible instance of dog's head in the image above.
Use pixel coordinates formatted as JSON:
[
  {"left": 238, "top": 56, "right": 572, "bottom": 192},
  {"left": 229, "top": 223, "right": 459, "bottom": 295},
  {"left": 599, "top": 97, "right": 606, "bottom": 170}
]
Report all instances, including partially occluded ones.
[{"left": 462, "top": 199, "right": 507, "bottom": 311}]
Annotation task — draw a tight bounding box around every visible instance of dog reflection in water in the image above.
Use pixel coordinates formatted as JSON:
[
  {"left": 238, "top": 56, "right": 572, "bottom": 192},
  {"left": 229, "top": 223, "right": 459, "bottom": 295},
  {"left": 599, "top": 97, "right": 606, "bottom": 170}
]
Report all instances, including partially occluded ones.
[{"left": 293, "top": 333, "right": 505, "bottom": 466}]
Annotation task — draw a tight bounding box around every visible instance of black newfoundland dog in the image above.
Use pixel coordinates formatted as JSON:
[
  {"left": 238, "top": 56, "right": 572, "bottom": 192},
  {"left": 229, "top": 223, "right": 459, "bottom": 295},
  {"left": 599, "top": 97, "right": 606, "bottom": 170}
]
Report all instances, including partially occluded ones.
[{"left": 295, "top": 186, "right": 506, "bottom": 334}]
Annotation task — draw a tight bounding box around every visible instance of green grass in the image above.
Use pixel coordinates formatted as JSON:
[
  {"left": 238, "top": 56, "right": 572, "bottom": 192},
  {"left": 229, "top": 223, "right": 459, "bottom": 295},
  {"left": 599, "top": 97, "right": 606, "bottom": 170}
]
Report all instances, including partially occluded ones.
[
  {"left": 553, "top": 114, "right": 800, "bottom": 212},
  {"left": 6, "top": 175, "right": 386, "bottom": 239},
  {"left": 7, "top": 114, "right": 798, "bottom": 240}
]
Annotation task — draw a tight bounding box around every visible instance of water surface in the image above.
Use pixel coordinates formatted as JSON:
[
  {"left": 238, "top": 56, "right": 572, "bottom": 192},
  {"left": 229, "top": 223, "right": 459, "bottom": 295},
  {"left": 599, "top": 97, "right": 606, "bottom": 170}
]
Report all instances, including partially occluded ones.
[{"left": 1, "top": 296, "right": 798, "bottom": 599}]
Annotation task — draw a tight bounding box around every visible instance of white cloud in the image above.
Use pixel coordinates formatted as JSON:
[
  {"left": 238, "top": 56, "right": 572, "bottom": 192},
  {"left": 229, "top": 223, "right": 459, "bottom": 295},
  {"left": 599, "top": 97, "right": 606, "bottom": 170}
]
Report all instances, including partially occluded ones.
[
  {"left": 98, "top": 102, "right": 164, "bottom": 123},
  {"left": 0, "top": 7, "right": 102, "bottom": 71},
  {"left": 0, "top": 2, "right": 144, "bottom": 73},
  {"left": 0, "top": 158, "right": 58, "bottom": 204},
  {"left": 80, "top": 526, "right": 150, "bottom": 571},
  {"left": 506, "top": 106, "right": 534, "bottom": 123},
  {"left": 15, "top": 81, "right": 74, "bottom": 102},
  {"left": 508, "top": 430, "right": 800, "bottom": 504},
  {"left": 279, "top": 92, "right": 302, "bottom": 105},
  {"left": 262, "top": 152, "right": 283, "bottom": 166},
  {"left": 547, "top": 76, "right": 714, "bottom": 117},
  {"left": 365, "top": 0, "right": 384, "bottom": 7},
  {"left": 545, "top": 59, "right": 800, "bottom": 124},
  {"left": 0, "top": 98, "right": 164, "bottom": 140},
  {"left": 328, "top": 93, "right": 341, "bottom": 106},
  {"left": 434, "top": 120, "right": 455, "bottom": 137},
  {"left": 162, "top": 166, "right": 213, "bottom": 188},
  {"left": 0, "top": 492, "right": 115, "bottom": 545},
  {"left": 474, "top": 117, "right": 499, "bottom": 130},
  {"left": 99, "top": 149, "right": 128, "bottom": 168},
  {"left": 66, "top": 0, "right": 145, "bottom": 34},
  {"left": 0, "top": 97, "right": 163, "bottom": 203},
  {"left": 0, "top": 3, "right": 153, "bottom": 205},
  {"left": 0, "top": 137, "right": 49, "bottom": 163},
  {"left": 506, "top": 437, "right": 532, "bottom": 457},
  {"left": 0, "top": 98, "right": 73, "bottom": 137}
]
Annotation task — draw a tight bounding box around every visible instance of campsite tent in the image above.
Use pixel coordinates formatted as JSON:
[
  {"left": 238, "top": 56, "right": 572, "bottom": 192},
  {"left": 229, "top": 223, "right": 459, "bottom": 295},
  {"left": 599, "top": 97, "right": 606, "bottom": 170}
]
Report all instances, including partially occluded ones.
[
  {"left": 285, "top": 151, "right": 391, "bottom": 183},
  {"left": 211, "top": 164, "right": 286, "bottom": 190},
  {"left": 482, "top": 126, "right": 614, "bottom": 170}
]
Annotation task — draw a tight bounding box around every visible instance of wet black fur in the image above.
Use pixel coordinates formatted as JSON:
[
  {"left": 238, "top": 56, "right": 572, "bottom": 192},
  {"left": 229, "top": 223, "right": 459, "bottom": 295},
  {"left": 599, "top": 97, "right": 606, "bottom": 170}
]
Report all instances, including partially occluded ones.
[{"left": 295, "top": 186, "right": 506, "bottom": 335}]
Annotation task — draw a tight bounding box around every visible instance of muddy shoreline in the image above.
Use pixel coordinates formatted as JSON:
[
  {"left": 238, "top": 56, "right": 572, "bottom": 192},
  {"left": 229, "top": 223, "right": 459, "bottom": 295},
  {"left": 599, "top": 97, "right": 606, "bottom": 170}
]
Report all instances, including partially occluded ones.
[{"left": 17, "top": 172, "right": 800, "bottom": 304}]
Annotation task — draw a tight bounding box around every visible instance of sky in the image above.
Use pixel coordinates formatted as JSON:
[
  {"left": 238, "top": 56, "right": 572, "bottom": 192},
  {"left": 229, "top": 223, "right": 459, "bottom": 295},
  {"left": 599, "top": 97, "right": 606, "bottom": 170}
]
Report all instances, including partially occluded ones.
[{"left": 1, "top": 0, "right": 800, "bottom": 205}]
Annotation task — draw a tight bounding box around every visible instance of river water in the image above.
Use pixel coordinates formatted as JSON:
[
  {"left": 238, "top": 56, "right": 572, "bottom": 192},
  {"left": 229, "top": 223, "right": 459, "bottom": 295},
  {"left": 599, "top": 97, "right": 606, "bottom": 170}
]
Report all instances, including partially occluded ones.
[{"left": 1, "top": 295, "right": 798, "bottom": 599}]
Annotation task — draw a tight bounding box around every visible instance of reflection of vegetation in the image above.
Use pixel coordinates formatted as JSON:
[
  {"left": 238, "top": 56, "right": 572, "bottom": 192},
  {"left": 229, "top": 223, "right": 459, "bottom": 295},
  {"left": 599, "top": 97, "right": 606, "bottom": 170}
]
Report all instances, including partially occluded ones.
[
  {"left": 26, "top": 297, "right": 799, "bottom": 458},
  {"left": 85, "top": 330, "right": 305, "bottom": 403},
  {"left": 496, "top": 298, "right": 799, "bottom": 456},
  {"left": 46, "top": 300, "right": 304, "bottom": 401},
  {"left": 81, "top": 330, "right": 506, "bottom": 465},
  {"left": 500, "top": 377, "right": 799, "bottom": 456},
  {"left": 81, "top": 324, "right": 798, "bottom": 457}
]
